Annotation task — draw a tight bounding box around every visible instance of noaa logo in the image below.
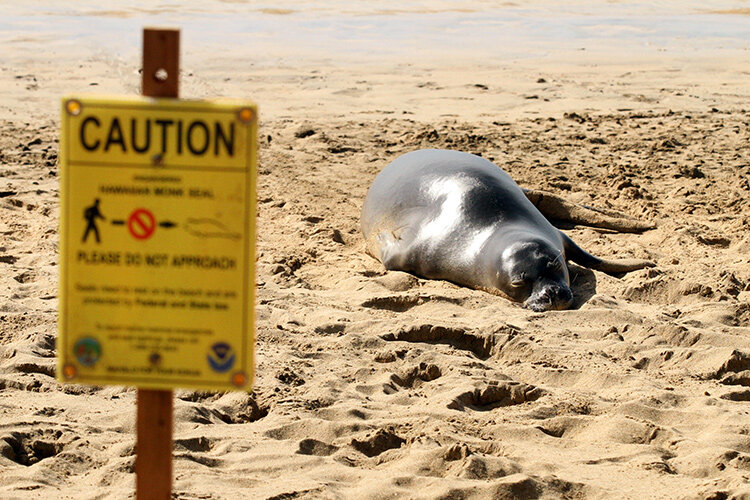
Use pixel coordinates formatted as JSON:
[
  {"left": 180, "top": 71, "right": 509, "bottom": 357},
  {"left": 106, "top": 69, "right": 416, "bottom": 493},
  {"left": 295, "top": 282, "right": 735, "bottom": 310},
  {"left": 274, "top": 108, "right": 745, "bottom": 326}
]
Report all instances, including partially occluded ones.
[
  {"left": 74, "top": 337, "right": 102, "bottom": 367},
  {"left": 207, "top": 342, "right": 236, "bottom": 373}
]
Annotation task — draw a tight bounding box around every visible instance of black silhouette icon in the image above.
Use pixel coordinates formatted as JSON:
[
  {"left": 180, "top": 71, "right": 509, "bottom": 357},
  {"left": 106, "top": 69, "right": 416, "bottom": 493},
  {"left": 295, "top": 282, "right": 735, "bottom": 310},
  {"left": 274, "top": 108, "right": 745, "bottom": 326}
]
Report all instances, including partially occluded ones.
[{"left": 82, "top": 198, "right": 105, "bottom": 243}]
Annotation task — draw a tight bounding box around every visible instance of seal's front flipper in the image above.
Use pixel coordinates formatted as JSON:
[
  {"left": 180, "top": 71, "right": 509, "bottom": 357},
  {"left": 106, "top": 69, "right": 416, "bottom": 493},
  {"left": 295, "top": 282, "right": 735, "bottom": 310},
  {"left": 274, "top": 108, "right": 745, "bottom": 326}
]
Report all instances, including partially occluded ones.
[
  {"left": 523, "top": 188, "right": 655, "bottom": 234},
  {"left": 560, "top": 231, "right": 655, "bottom": 275},
  {"left": 371, "top": 229, "right": 415, "bottom": 271}
]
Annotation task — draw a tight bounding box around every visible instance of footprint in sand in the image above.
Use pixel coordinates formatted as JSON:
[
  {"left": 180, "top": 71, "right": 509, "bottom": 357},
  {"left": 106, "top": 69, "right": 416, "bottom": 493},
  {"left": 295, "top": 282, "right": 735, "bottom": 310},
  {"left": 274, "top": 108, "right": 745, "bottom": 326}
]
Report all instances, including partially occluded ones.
[{"left": 350, "top": 428, "right": 405, "bottom": 458}]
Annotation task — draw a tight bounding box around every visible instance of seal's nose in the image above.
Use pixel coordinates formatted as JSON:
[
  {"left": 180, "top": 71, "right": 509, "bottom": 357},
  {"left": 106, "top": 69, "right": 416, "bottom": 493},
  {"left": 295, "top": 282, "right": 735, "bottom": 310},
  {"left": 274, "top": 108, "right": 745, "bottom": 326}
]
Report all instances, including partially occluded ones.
[
  {"left": 547, "top": 284, "right": 573, "bottom": 306},
  {"left": 526, "top": 283, "right": 574, "bottom": 311}
]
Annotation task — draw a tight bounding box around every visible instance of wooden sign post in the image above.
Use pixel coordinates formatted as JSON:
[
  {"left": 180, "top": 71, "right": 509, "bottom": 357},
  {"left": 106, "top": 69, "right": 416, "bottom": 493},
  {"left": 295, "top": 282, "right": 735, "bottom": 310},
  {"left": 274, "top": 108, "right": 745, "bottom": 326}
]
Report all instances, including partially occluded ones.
[
  {"left": 137, "top": 28, "right": 179, "bottom": 500},
  {"left": 58, "top": 27, "right": 257, "bottom": 500}
]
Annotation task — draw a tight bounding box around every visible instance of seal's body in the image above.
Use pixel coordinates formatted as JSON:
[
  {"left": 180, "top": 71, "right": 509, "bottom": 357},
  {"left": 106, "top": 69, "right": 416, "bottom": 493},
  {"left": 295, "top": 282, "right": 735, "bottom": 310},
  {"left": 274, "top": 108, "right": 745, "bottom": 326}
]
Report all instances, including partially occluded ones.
[{"left": 361, "top": 149, "right": 653, "bottom": 311}]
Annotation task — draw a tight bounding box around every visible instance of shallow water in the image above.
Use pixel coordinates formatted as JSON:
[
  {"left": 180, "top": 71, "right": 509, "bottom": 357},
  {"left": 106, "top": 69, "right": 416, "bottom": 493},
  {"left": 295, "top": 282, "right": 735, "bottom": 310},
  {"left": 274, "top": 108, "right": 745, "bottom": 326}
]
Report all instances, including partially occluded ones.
[{"left": 2, "top": 1, "right": 748, "bottom": 64}]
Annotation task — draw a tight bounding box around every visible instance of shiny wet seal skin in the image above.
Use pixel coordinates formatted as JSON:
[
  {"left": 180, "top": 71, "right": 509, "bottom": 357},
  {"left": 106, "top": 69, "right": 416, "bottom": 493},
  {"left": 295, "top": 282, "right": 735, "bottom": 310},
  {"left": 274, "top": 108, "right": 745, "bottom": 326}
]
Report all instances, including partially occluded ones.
[{"left": 361, "top": 149, "right": 654, "bottom": 312}]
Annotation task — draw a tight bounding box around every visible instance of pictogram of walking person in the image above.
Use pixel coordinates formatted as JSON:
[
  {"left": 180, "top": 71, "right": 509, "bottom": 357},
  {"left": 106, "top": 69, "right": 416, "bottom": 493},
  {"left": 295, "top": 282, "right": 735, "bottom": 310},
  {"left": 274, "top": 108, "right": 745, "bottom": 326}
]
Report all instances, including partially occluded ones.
[{"left": 82, "top": 198, "right": 105, "bottom": 243}]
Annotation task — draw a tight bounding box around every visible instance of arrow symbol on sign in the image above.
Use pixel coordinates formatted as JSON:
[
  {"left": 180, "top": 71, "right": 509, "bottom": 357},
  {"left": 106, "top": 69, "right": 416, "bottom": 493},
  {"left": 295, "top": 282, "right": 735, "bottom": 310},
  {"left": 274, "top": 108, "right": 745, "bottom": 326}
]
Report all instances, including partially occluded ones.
[{"left": 159, "top": 221, "right": 177, "bottom": 229}]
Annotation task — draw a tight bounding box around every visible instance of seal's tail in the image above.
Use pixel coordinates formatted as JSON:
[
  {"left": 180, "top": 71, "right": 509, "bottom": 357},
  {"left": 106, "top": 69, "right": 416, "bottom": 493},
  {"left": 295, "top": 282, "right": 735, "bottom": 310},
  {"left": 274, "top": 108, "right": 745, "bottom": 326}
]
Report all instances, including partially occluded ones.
[
  {"left": 560, "top": 232, "right": 655, "bottom": 274},
  {"left": 523, "top": 189, "right": 655, "bottom": 233}
]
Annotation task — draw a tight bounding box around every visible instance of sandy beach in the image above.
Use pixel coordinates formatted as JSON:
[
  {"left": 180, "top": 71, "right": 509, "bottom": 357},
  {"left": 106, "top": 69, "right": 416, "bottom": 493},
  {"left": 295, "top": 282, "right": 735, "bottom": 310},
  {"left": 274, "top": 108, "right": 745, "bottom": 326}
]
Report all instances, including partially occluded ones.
[{"left": 1, "top": 2, "right": 749, "bottom": 498}]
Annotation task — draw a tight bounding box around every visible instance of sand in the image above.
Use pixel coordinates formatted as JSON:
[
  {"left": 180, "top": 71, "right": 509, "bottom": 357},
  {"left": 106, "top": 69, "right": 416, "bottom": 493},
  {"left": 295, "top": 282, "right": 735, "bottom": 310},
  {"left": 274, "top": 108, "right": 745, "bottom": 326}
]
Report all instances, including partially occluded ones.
[{"left": 1, "top": 2, "right": 749, "bottom": 499}]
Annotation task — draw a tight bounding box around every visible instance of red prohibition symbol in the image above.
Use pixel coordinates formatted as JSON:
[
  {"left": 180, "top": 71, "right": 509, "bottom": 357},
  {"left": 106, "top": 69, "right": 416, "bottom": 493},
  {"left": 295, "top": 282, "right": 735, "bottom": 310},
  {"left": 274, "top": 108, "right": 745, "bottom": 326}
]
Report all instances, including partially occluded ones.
[{"left": 128, "top": 208, "right": 156, "bottom": 240}]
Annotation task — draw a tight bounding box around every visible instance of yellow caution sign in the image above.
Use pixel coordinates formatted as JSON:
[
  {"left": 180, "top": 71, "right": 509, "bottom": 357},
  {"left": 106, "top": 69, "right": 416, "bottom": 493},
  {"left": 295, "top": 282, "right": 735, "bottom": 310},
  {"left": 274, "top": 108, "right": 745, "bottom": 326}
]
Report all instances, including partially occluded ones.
[{"left": 58, "top": 95, "right": 257, "bottom": 391}]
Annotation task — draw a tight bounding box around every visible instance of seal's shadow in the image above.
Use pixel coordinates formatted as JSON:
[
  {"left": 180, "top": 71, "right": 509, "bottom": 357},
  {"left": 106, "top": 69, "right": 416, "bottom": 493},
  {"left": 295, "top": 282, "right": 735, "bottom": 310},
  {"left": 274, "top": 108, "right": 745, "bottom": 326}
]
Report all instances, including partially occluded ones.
[{"left": 568, "top": 263, "right": 597, "bottom": 309}]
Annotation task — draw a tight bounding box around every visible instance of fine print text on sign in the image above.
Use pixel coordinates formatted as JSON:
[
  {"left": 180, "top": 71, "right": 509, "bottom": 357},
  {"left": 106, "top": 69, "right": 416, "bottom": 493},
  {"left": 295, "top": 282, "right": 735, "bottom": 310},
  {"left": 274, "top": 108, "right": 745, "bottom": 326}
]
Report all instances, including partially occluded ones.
[{"left": 59, "top": 95, "right": 257, "bottom": 391}]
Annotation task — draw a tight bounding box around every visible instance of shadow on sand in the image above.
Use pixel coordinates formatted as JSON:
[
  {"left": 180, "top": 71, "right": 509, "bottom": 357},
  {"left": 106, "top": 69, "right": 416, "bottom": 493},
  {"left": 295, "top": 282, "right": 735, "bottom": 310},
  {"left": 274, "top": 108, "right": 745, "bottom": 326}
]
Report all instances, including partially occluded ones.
[{"left": 569, "top": 264, "right": 597, "bottom": 309}]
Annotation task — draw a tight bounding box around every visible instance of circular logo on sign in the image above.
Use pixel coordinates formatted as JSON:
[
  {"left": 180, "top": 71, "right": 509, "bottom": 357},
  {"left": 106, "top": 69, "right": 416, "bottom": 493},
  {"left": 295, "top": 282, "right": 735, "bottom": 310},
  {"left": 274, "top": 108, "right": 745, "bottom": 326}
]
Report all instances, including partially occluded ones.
[
  {"left": 207, "top": 342, "right": 236, "bottom": 373},
  {"left": 128, "top": 208, "right": 156, "bottom": 240},
  {"left": 74, "top": 337, "right": 102, "bottom": 367}
]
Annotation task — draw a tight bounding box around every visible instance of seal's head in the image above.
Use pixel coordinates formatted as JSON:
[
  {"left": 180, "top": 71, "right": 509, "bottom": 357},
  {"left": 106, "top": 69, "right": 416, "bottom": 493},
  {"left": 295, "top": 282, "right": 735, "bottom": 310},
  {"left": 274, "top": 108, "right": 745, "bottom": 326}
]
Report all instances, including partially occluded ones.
[{"left": 499, "top": 240, "right": 573, "bottom": 312}]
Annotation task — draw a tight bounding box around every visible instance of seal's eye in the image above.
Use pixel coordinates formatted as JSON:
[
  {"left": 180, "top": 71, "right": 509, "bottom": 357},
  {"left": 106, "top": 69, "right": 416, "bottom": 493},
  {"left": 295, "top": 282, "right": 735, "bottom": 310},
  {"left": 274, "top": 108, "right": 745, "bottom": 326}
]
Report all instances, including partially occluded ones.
[{"left": 510, "top": 273, "right": 527, "bottom": 288}]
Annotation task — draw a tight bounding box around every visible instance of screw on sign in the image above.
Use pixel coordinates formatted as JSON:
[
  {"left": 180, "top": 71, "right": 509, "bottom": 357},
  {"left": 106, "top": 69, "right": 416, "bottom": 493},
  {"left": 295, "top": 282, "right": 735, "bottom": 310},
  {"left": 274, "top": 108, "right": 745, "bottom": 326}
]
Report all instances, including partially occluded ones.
[{"left": 128, "top": 208, "right": 157, "bottom": 240}]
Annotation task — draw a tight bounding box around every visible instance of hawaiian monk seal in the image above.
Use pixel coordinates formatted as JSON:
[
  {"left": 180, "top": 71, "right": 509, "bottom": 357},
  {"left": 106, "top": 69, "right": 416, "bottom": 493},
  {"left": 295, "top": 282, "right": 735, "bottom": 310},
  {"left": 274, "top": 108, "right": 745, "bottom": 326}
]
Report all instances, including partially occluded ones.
[{"left": 361, "top": 149, "right": 655, "bottom": 311}]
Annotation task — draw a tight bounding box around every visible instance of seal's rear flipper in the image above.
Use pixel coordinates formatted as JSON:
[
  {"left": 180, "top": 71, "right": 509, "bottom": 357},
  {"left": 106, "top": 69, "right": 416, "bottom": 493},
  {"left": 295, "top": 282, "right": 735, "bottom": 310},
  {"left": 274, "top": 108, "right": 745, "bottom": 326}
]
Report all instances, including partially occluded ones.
[
  {"left": 561, "top": 232, "right": 655, "bottom": 275},
  {"left": 523, "top": 188, "right": 655, "bottom": 234}
]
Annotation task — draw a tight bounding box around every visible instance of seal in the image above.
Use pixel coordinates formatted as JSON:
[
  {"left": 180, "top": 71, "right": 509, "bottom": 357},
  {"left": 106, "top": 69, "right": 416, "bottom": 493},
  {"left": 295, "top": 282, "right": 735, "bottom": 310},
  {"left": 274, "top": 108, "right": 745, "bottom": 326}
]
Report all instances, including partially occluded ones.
[{"left": 361, "top": 149, "right": 654, "bottom": 311}]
